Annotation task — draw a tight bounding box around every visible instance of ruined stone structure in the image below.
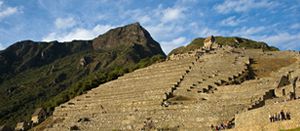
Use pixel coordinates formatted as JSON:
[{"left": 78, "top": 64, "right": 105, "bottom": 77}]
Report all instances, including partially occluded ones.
[
  {"left": 273, "top": 70, "right": 300, "bottom": 100},
  {"left": 15, "top": 122, "right": 30, "bottom": 131},
  {"left": 31, "top": 108, "right": 47, "bottom": 125},
  {"left": 203, "top": 35, "right": 215, "bottom": 50},
  {"left": 43, "top": 46, "right": 300, "bottom": 131}
]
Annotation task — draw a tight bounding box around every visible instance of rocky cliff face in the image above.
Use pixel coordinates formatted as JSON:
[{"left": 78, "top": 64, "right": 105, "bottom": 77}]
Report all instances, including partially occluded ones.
[
  {"left": 0, "top": 22, "right": 166, "bottom": 126},
  {"left": 0, "top": 40, "right": 92, "bottom": 75},
  {"left": 92, "top": 22, "right": 164, "bottom": 58},
  {"left": 0, "top": 23, "right": 165, "bottom": 76}
]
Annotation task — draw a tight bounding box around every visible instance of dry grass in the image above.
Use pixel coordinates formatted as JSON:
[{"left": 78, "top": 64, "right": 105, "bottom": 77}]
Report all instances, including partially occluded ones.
[{"left": 251, "top": 57, "right": 297, "bottom": 78}]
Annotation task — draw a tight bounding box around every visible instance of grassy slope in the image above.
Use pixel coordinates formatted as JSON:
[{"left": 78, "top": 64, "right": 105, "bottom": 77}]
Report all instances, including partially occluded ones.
[
  {"left": 251, "top": 57, "right": 297, "bottom": 78},
  {"left": 0, "top": 45, "right": 165, "bottom": 126}
]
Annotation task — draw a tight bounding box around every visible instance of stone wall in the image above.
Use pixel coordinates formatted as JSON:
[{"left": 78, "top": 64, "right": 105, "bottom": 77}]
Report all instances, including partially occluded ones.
[
  {"left": 234, "top": 100, "right": 300, "bottom": 131},
  {"left": 275, "top": 85, "right": 294, "bottom": 98}
]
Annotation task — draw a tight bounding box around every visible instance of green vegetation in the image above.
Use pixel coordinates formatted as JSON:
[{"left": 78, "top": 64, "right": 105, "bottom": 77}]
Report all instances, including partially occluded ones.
[
  {"left": 42, "top": 54, "right": 165, "bottom": 112},
  {"left": 0, "top": 38, "right": 165, "bottom": 128},
  {"left": 169, "top": 36, "right": 279, "bottom": 55},
  {"left": 280, "top": 127, "right": 300, "bottom": 131},
  {"left": 0, "top": 23, "right": 167, "bottom": 127},
  {"left": 0, "top": 45, "right": 164, "bottom": 127}
]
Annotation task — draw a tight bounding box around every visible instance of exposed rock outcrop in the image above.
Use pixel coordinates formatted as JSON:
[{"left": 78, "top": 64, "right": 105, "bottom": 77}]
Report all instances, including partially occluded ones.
[
  {"left": 79, "top": 56, "right": 92, "bottom": 66},
  {"left": 92, "top": 22, "right": 165, "bottom": 58}
]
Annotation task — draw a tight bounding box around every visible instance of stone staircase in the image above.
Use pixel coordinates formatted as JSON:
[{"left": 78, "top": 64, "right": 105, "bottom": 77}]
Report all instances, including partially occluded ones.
[{"left": 169, "top": 48, "right": 251, "bottom": 101}]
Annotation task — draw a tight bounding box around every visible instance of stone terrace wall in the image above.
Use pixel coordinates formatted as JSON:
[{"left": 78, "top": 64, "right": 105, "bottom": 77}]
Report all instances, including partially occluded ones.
[
  {"left": 233, "top": 100, "right": 300, "bottom": 131},
  {"left": 43, "top": 47, "right": 300, "bottom": 131}
]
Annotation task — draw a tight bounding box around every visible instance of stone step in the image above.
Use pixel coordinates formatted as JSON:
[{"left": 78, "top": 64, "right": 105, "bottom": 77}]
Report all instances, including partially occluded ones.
[
  {"left": 54, "top": 116, "right": 212, "bottom": 131},
  {"left": 116, "top": 73, "right": 185, "bottom": 83},
  {"left": 83, "top": 85, "right": 174, "bottom": 98},
  {"left": 62, "top": 94, "right": 165, "bottom": 108},
  {"left": 54, "top": 107, "right": 218, "bottom": 125},
  {"left": 90, "top": 78, "right": 181, "bottom": 93},
  {"left": 133, "top": 59, "right": 194, "bottom": 71},
  {"left": 84, "top": 86, "right": 174, "bottom": 99},
  {"left": 122, "top": 70, "right": 187, "bottom": 79},
  {"left": 66, "top": 94, "right": 166, "bottom": 106},
  {"left": 122, "top": 66, "right": 189, "bottom": 77},
  {"left": 54, "top": 102, "right": 162, "bottom": 116}
]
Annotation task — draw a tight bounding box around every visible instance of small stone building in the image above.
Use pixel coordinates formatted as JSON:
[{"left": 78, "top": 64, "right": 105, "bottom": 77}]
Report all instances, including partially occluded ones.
[
  {"left": 31, "top": 108, "right": 46, "bottom": 125},
  {"left": 203, "top": 35, "right": 215, "bottom": 50},
  {"left": 15, "top": 122, "right": 30, "bottom": 131},
  {"left": 293, "top": 77, "right": 300, "bottom": 99},
  {"left": 275, "top": 73, "right": 300, "bottom": 100},
  {"left": 275, "top": 84, "right": 294, "bottom": 99}
]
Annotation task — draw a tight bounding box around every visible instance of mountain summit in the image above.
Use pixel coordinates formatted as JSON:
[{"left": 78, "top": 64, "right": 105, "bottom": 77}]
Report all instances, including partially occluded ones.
[
  {"left": 0, "top": 23, "right": 166, "bottom": 126},
  {"left": 93, "top": 22, "right": 164, "bottom": 58}
]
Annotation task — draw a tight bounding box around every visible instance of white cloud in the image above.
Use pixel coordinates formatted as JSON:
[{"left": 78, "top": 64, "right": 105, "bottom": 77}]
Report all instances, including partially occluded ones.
[
  {"left": 55, "top": 17, "right": 76, "bottom": 29},
  {"left": 198, "top": 28, "right": 220, "bottom": 37},
  {"left": 96, "top": 14, "right": 108, "bottom": 21},
  {"left": 0, "top": 1, "right": 19, "bottom": 20},
  {"left": 161, "top": 7, "right": 185, "bottom": 23},
  {"left": 220, "top": 16, "right": 245, "bottom": 26},
  {"left": 123, "top": 8, "right": 153, "bottom": 25},
  {"left": 138, "top": 15, "right": 151, "bottom": 24},
  {"left": 191, "top": 24, "right": 222, "bottom": 37},
  {"left": 43, "top": 24, "right": 115, "bottom": 41},
  {"left": 160, "top": 37, "right": 188, "bottom": 53},
  {"left": 290, "top": 23, "right": 300, "bottom": 29},
  {"left": 176, "top": 0, "right": 197, "bottom": 5},
  {"left": 0, "top": 43, "right": 5, "bottom": 50},
  {"left": 232, "top": 26, "right": 265, "bottom": 37},
  {"left": 259, "top": 32, "right": 300, "bottom": 50},
  {"left": 122, "top": 1, "right": 190, "bottom": 54},
  {"left": 214, "top": 0, "right": 279, "bottom": 14},
  {"left": 146, "top": 23, "right": 186, "bottom": 41}
]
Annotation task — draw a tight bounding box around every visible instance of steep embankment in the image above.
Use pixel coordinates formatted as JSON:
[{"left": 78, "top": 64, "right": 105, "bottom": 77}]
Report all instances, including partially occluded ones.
[
  {"left": 0, "top": 22, "right": 166, "bottom": 126},
  {"left": 169, "top": 36, "right": 279, "bottom": 55}
]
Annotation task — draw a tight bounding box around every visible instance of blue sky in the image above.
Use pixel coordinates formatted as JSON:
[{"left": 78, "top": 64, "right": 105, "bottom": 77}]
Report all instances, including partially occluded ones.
[{"left": 0, "top": 0, "right": 299, "bottom": 53}]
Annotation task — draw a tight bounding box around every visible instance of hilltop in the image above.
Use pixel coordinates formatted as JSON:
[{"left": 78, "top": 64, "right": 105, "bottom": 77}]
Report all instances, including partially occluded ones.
[
  {"left": 0, "top": 22, "right": 166, "bottom": 127},
  {"left": 169, "top": 36, "right": 279, "bottom": 55}
]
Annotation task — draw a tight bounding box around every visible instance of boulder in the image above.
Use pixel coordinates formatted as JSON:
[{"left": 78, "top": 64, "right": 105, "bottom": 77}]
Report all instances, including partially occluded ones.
[{"left": 79, "top": 56, "right": 92, "bottom": 66}]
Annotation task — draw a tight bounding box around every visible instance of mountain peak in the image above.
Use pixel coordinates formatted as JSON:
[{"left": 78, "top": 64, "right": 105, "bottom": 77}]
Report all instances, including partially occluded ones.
[
  {"left": 92, "top": 22, "right": 165, "bottom": 57},
  {"left": 128, "top": 22, "right": 141, "bottom": 27}
]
